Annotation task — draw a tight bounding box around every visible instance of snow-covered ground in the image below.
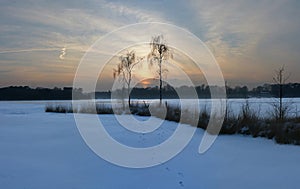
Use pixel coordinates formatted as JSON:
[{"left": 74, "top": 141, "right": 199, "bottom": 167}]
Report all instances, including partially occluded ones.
[{"left": 1, "top": 100, "right": 300, "bottom": 189}]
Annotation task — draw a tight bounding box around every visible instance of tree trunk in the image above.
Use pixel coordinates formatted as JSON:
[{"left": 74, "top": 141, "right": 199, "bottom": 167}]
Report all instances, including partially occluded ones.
[
  {"left": 128, "top": 86, "right": 131, "bottom": 107},
  {"left": 128, "top": 73, "right": 132, "bottom": 107},
  {"left": 279, "top": 83, "right": 283, "bottom": 120},
  {"left": 121, "top": 86, "right": 125, "bottom": 111},
  {"left": 159, "top": 56, "right": 162, "bottom": 105}
]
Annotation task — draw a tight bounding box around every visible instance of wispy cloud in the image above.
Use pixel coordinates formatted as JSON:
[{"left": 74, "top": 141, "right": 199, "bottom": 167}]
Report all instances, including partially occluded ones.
[{"left": 103, "top": 1, "right": 164, "bottom": 23}]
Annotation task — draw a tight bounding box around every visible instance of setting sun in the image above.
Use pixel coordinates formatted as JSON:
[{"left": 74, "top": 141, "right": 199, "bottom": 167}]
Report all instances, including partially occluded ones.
[{"left": 140, "top": 80, "right": 151, "bottom": 88}]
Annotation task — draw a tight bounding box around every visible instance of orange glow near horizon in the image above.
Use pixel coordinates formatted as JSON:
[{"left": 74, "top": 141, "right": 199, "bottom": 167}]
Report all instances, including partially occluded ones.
[{"left": 140, "top": 80, "right": 151, "bottom": 88}]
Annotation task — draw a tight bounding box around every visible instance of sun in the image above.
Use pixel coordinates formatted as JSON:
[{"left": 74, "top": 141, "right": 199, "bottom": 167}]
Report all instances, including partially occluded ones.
[{"left": 140, "top": 80, "right": 151, "bottom": 88}]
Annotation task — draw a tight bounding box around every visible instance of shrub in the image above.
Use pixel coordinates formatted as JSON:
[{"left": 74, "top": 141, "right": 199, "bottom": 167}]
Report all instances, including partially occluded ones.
[
  {"left": 197, "top": 106, "right": 209, "bottom": 130},
  {"left": 165, "top": 103, "right": 181, "bottom": 122},
  {"left": 45, "top": 103, "right": 73, "bottom": 113},
  {"left": 129, "top": 101, "right": 150, "bottom": 116},
  {"left": 96, "top": 103, "right": 114, "bottom": 114}
]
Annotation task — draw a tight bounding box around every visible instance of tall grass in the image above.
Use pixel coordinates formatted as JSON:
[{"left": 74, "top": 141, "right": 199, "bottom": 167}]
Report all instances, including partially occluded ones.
[
  {"left": 45, "top": 100, "right": 300, "bottom": 145},
  {"left": 45, "top": 102, "right": 114, "bottom": 114}
]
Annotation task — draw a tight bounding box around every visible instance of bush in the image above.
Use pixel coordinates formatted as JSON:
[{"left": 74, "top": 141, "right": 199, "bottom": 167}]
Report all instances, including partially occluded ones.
[
  {"left": 197, "top": 106, "right": 209, "bottom": 130},
  {"left": 129, "top": 101, "right": 151, "bottom": 116},
  {"left": 96, "top": 104, "right": 114, "bottom": 114},
  {"left": 45, "top": 103, "right": 73, "bottom": 113},
  {"left": 272, "top": 122, "right": 300, "bottom": 144},
  {"left": 165, "top": 103, "right": 181, "bottom": 122}
]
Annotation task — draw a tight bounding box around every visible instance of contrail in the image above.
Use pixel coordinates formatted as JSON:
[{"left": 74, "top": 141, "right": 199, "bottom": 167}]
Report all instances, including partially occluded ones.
[
  {"left": 0, "top": 48, "right": 59, "bottom": 54},
  {"left": 0, "top": 47, "right": 123, "bottom": 59}
]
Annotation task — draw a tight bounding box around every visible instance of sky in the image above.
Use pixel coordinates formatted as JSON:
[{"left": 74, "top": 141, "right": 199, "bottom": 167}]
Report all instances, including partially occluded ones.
[{"left": 0, "top": 0, "right": 300, "bottom": 91}]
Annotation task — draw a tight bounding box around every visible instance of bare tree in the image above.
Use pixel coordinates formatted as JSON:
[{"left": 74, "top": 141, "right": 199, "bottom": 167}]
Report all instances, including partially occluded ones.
[
  {"left": 147, "top": 35, "right": 172, "bottom": 104},
  {"left": 273, "top": 65, "right": 291, "bottom": 120},
  {"left": 113, "top": 50, "right": 142, "bottom": 107}
]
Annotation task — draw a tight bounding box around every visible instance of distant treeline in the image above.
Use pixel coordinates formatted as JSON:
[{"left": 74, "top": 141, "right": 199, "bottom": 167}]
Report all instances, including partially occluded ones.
[
  {"left": 1, "top": 83, "right": 300, "bottom": 100},
  {"left": 0, "top": 86, "right": 89, "bottom": 100},
  {"left": 97, "top": 83, "right": 300, "bottom": 99}
]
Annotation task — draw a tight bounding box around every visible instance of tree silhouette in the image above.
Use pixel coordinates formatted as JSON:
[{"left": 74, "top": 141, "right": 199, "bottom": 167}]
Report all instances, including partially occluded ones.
[
  {"left": 147, "top": 35, "right": 172, "bottom": 104},
  {"left": 273, "top": 65, "right": 291, "bottom": 120},
  {"left": 113, "top": 50, "right": 142, "bottom": 107}
]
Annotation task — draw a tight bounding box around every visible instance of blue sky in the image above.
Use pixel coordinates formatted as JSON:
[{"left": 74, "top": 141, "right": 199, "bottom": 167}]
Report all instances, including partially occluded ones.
[{"left": 0, "top": 0, "right": 300, "bottom": 89}]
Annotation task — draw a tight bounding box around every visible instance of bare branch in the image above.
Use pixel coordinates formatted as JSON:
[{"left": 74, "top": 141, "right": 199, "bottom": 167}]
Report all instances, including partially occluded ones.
[
  {"left": 272, "top": 65, "right": 291, "bottom": 120},
  {"left": 113, "top": 50, "right": 142, "bottom": 106},
  {"left": 147, "top": 35, "right": 173, "bottom": 104}
]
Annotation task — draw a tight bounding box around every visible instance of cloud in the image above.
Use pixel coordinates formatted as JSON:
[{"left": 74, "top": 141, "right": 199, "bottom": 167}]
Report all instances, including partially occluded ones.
[
  {"left": 103, "top": 1, "right": 164, "bottom": 23},
  {"left": 204, "top": 1, "right": 298, "bottom": 53},
  {"left": 182, "top": 0, "right": 300, "bottom": 84}
]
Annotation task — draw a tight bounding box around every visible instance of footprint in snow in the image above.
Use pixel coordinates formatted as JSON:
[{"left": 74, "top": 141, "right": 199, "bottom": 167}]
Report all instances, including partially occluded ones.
[{"left": 179, "top": 181, "right": 184, "bottom": 187}]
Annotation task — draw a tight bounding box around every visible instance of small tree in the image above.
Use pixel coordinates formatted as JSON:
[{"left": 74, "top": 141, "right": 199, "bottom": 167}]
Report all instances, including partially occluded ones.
[
  {"left": 147, "top": 35, "right": 172, "bottom": 104},
  {"left": 113, "top": 50, "right": 142, "bottom": 106},
  {"left": 273, "top": 65, "right": 290, "bottom": 120}
]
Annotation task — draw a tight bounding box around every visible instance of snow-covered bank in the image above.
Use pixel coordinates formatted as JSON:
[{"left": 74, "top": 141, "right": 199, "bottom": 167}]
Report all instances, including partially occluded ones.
[{"left": 0, "top": 101, "right": 300, "bottom": 189}]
